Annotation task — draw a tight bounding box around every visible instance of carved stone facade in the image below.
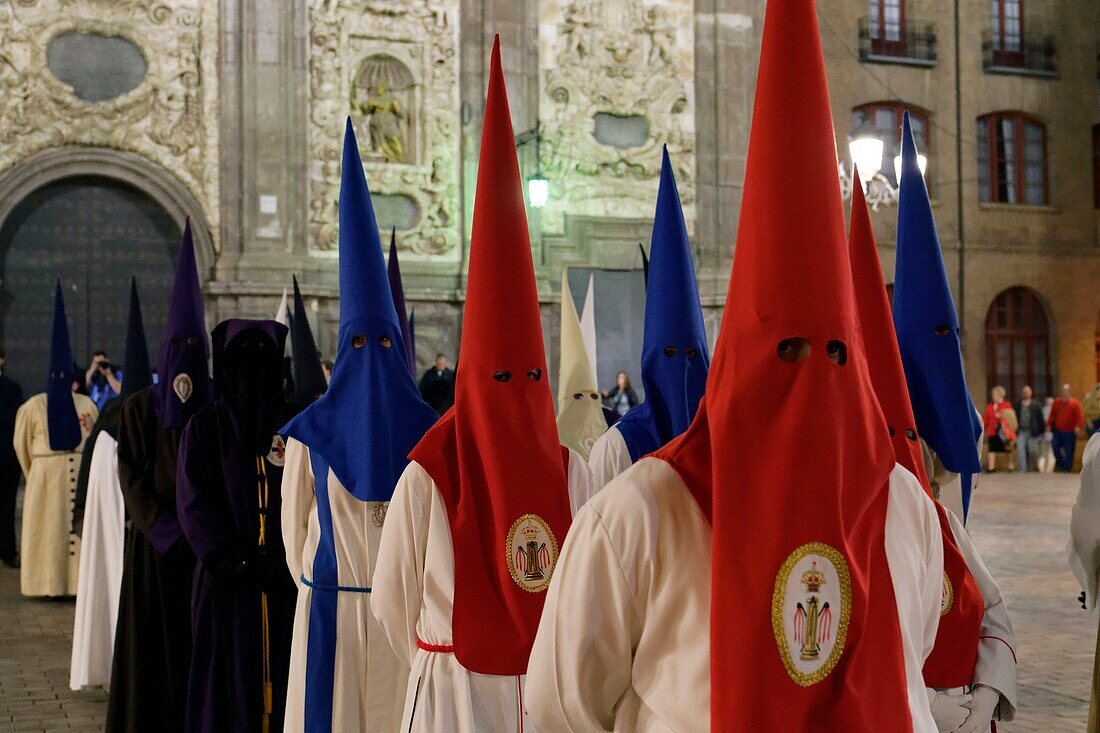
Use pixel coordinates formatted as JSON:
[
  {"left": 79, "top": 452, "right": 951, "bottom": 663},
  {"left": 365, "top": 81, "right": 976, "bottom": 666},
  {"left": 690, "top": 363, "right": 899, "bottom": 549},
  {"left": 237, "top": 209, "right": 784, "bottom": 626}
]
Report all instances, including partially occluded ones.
[
  {"left": 0, "top": 0, "right": 220, "bottom": 248},
  {"left": 307, "top": 0, "right": 461, "bottom": 260},
  {"left": 537, "top": 0, "right": 696, "bottom": 241}
]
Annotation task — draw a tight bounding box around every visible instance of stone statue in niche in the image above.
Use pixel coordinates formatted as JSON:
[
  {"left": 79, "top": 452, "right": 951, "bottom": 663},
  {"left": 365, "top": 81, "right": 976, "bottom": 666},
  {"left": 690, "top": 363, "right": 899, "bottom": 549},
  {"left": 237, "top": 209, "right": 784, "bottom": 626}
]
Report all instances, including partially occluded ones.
[{"left": 353, "top": 53, "right": 415, "bottom": 165}]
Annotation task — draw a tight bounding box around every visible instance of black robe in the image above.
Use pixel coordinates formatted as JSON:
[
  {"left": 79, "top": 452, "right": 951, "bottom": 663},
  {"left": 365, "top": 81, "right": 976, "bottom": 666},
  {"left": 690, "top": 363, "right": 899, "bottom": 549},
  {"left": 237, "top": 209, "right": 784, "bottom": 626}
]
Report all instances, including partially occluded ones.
[{"left": 106, "top": 388, "right": 196, "bottom": 733}]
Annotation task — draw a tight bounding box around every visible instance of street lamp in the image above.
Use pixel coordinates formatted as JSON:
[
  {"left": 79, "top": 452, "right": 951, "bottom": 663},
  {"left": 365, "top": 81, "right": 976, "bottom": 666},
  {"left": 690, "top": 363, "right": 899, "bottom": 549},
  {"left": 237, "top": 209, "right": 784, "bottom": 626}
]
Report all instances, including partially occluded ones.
[
  {"left": 528, "top": 175, "right": 549, "bottom": 208},
  {"left": 840, "top": 122, "right": 927, "bottom": 211},
  {"left": 516, "top": 123, "right": 549, "bottom": 208}
]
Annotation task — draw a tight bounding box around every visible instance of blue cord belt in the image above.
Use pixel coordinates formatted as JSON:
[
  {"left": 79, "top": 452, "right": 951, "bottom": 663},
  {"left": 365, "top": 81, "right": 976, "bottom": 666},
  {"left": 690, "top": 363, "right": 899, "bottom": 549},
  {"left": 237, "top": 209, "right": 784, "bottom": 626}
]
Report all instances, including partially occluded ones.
[{"left": 300, "top": 574, "right": 371, "bottom": 593}]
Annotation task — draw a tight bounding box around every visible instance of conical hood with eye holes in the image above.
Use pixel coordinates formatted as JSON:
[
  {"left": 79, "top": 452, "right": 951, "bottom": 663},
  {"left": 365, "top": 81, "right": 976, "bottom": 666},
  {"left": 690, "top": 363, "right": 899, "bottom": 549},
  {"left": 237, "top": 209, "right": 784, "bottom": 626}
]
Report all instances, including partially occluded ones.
[
  {"left": 409, "top": 37, "right": 573, "bottom": 676},
  {"left": 616, "top": 148, "right": 709, "bottom": 461},
  {"left": 556, "top": 270, "right": 607, "bottom": 459},
  {"left": 655, "top": 0, "right": 909, "bottom": 727},
  {"left": 848, "top": 177, "right": 983, "bottom": 690},
  {"left": 150, "top": 220, "right": 212, "bottom": 430},
  {"left": 290, "top": 276, "right": 327, "bottom": 406},
  {"left": 281, "top": 118, "right": 437, "bottom": 502},
  {"left": 46, "top": 280, "right": 81, "bottom": 451},
  {"left": 893, "top": 112, "right": 982, "bottom": 516}
]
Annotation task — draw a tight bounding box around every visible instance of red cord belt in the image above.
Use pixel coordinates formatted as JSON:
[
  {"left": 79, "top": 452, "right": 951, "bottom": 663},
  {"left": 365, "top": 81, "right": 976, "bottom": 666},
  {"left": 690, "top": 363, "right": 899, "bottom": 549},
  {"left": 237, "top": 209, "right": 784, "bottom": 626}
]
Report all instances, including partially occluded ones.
[{"left": 417, "top": 639, "right": 455, "bottom": 653}]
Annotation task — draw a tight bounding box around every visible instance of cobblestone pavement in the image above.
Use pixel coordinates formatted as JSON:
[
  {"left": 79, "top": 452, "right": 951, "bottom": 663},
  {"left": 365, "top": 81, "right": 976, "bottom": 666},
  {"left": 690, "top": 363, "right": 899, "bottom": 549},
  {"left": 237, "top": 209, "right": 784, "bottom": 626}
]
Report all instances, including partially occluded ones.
[{"left": 0, "top": 471, "right": 1094, "bottom": 731}]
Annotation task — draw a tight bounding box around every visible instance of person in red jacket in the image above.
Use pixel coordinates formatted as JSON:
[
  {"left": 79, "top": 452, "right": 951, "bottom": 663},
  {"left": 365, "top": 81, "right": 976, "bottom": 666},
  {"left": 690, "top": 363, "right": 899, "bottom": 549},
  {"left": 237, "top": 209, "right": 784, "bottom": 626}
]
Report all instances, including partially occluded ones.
[
  {"left": 983, "top": 385, "right": 1016, "bottom": 473},
  {"left": 1049, "top": 383, "right": 1085, "bottom": 472}
]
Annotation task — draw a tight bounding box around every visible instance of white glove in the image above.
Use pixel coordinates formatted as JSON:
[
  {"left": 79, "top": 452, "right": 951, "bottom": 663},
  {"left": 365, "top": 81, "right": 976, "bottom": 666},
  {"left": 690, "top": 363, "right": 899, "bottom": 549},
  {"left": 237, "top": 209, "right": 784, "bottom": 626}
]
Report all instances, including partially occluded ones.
[
  {"left": 926, "top": 688, "right": 971, "bottom": 733},
  {"left": 952, "top": 685, "right": 1000, "bottom": 733}
]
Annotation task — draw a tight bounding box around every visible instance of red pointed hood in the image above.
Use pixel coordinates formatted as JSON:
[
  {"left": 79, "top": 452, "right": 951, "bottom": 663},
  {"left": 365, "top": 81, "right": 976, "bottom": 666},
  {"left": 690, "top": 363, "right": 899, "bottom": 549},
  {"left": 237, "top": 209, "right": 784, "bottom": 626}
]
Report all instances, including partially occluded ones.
[
  {"left": 657, "top": 1, "right": 910, "bottom": 727},
  {"left": 409, "top": 37, "right": 571, "bottom": 675},
  {"left": 848, "top": 176, "right": 984, "bottom": 690}
]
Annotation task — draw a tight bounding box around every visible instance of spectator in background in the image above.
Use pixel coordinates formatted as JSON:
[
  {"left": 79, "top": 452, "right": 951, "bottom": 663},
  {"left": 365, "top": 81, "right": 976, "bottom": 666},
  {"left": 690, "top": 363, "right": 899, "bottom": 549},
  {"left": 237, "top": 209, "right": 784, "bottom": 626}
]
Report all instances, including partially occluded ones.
[
  {"left": 1083, "top": 383, "right": 1100, "bottom": 436},
  {"left": 602, "top": 371, "right": 639, "bottom": 417},
  {"left": 1039, "top": 396, "right": 1056, "bottom": 473},
  {"left": 85, "top": 350, "right": 122, "bottom": 410},
  {"left": 1015, "top": 385, "right": 1044, "bottom": 472},
  {"left": 0, "top": 350, "right": 24, "bottom": 568},
  {"left": 321, "top": 359, "right": 333, "bottom": 383},
  {"left": 418, "top": 352, "right": 455, "bottom": 415},
  {"left": 983, "top": 385, "right": 1016, "bottom": 472},
  {"left": 1049, "top": 383, "right": 1086, "bottom": 473}
]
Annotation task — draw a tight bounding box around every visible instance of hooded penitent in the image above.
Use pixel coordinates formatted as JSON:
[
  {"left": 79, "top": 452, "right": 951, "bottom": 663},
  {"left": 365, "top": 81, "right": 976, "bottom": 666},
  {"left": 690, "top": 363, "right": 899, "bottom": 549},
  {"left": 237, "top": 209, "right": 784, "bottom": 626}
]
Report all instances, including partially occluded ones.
[
  {"left": 290, "top": 276, "right": 327, "bottom": 406},
  {"left": 409, "top": 37, "right": 573, "bottom": 676},
  {"left": 150, "top": 220, "right": 212, "bottom": 430},
  {"left": 556, "top": 271, "right": 607, "bottom": 459},
  {"left": 121, "top": 279, "right": 154, "bottom": 402},
  {"left": 848, "top": 178, "right": 983, "bottom": 690},
  {"left": 656, "top": 1, "right": 910, "bottom": 727},
  {"left": 212, "top": 319, "right": 289, "bottom": 454},
  {"left": 281, "top": 118, "right": 437, "bottom": 503},
  {"left": 894, "top": 112, "right": 982, "bottom": 517},
  {"left": 387, "top": 230, "right": 416, "bottom": 375},
  {"left": 46, "top": 280, "right": 82, "bottom": 451},
  {"left": 615, "top": 148, "right": 709, "bottom": 461}
]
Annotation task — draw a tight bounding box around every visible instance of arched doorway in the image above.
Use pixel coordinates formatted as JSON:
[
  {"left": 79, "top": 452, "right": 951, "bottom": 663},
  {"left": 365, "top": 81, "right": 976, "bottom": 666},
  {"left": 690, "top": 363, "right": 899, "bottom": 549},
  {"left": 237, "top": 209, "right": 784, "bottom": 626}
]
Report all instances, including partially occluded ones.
[
  {"left": 985, "top": 286, "right": 1052, "bottom": 401},
  {"left": 0, "top": 176, "right": 181, "bottom": 391}
]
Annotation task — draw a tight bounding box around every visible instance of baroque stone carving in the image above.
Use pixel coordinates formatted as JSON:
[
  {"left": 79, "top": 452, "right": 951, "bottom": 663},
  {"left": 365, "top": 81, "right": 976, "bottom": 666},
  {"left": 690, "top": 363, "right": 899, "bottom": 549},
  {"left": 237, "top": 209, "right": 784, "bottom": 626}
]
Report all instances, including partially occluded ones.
[
  {"left": 539, "top": 0, "right": 695, "bottom": 235},
  {"left": 0, "top": 0, "right": 219, "bottom": 247},
  {"left": 308, "top": 0, "right": 460, "bottom": 259}
]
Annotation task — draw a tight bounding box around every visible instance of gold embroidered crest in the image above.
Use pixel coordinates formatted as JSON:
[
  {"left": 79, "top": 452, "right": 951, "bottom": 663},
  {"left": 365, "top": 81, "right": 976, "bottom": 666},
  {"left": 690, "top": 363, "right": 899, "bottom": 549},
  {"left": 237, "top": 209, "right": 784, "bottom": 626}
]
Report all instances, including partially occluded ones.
[
  {"left": 173, "top": 373, "right": 193, "bottom": 403},
  {"left": 505, "top": 514, "right": 558, "bottom": 593},
  {"left": 371, "top": 503, "right": 388, "bottom": 529},
  {"left": 940, "top": 570, "right": 954, "bottom": 617},
  {"left": 772, "top": 542, "right": 852, "bottom": 687}
]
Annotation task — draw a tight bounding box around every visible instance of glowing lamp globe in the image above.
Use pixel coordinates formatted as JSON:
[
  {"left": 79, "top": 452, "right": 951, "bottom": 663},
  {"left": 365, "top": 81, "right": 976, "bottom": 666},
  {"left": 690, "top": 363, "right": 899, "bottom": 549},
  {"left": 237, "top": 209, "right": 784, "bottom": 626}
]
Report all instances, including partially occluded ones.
[
  {"left": 893, "top": 154, "right": 928, "bottom": 185},
  {"left": 528, "top": 176, "right": 549, "bottom": 208},
  {"left": 848, "top": 136, "right": 884, "bottom": 184}
]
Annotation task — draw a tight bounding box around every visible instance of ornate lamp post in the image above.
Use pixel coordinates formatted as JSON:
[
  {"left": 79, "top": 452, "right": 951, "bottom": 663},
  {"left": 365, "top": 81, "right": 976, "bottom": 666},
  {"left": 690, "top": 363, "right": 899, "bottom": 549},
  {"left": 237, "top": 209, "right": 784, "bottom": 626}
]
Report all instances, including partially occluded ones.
[{"left": 839, "top": 122, "right": 926, "bottom": 210}]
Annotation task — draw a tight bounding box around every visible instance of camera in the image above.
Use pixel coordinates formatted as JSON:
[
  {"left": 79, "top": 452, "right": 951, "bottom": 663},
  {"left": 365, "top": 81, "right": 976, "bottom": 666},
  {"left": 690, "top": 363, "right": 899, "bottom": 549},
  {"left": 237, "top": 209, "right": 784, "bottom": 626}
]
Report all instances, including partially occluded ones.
[{"left": 97, "top": 361, "right": 111, "bottom": 371}]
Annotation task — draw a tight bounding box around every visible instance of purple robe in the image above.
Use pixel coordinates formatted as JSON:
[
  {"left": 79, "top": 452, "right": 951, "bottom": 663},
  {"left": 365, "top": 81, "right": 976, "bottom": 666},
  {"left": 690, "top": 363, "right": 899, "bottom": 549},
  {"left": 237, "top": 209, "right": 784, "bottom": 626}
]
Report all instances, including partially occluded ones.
[{"left": 177, "top": 400, "right": 297, "bottom": 733}]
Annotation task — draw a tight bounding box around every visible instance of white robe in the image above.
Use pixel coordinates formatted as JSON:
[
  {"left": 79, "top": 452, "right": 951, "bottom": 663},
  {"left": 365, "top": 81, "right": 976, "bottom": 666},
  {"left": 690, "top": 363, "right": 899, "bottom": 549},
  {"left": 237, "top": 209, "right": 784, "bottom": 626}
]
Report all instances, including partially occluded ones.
[
  {"left": 13, "top": 392, "right": 96, "bottom": 597},
  {"left": 281, "top": 437, "right": 407, "bottom": 732},
  {"left": 69, "top": 431, "right": 125, "bottom": 690},
  {"left": 1069, "top": 434, "right": 1100, "bottom": 609},
  {"left": 936, "top": 508, "right": 1018, "bottom": 725},
  {"left": 525, "top": 458, "right": 944, "bottom": 732},
  {"left": 588, "top": 425, "right": 632, "bottom": 492},
  {"left": 372, "top": 453, "right": 593, "bottom": 733}
]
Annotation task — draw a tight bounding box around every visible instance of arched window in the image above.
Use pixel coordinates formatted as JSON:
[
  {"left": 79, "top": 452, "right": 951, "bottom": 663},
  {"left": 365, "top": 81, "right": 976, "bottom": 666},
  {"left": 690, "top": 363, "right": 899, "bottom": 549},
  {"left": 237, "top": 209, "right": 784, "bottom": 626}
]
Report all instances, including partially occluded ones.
[
  {"left": 851, "top": 103, "right": 930, "bottom": 187},
  {"left": 977, "top": 112, "right": 1048, "bottom": 205},
  {"left": 985, "top": 287, "right": 1051, "bottom": 401}
]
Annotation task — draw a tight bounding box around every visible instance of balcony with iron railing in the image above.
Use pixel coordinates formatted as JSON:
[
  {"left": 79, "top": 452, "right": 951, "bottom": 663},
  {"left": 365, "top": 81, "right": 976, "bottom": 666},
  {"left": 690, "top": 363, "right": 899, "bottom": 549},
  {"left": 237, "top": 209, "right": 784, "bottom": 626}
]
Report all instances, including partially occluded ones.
[
  {"left": 982, "top": 27, "right": 1057, "bottom": 77},
  {"left": 858, "top": 17, "right": 937, "bottom": 67}
]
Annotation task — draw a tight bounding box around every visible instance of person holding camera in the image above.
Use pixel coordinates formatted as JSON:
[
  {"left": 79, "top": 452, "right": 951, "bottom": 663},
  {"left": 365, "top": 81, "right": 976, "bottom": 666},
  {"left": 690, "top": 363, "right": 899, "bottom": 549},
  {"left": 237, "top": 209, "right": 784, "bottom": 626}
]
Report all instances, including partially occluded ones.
[{"left": 85, "top": 350, "right": 123, "bottom": 410}]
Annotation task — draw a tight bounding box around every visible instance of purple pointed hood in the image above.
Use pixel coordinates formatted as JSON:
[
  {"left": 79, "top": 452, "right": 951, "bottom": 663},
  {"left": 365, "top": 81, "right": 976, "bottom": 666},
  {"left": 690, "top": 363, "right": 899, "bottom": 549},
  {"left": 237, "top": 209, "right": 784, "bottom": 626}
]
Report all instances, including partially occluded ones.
[{"left": 150, "top": 220, "right": 212, "bottom": 429}]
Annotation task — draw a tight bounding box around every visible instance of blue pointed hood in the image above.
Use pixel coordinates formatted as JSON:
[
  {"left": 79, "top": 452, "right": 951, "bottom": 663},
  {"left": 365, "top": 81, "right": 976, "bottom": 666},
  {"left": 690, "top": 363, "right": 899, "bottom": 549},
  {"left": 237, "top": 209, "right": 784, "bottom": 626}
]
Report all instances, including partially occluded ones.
[
  {"left": 894, "top": 111, "right": 982, "bottom": 512},
  {"left": 46, "top": 280, "right": 81, "bottom": 451},
  {"left": 387, "top": 229, "right": 416, "bottom": 375},
  {"left": 150, "top": 219, "right": 212, "bottom": 429},
  {"left": 281, "top": 118, "right": 437, "bottom": 502},
  {"left": 615, "top": 148, "right": 709, "bottom": 461},
  {"left": 121, "top": 278, "right": 153, "bottom": 400}
]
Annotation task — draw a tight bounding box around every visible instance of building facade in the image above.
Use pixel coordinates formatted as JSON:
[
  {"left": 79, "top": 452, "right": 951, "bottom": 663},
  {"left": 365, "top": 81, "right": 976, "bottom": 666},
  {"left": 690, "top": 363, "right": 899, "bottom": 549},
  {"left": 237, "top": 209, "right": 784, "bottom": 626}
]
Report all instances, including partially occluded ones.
[{"left": 0, "top": 0, "right": 1095, "bottom": 407}]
